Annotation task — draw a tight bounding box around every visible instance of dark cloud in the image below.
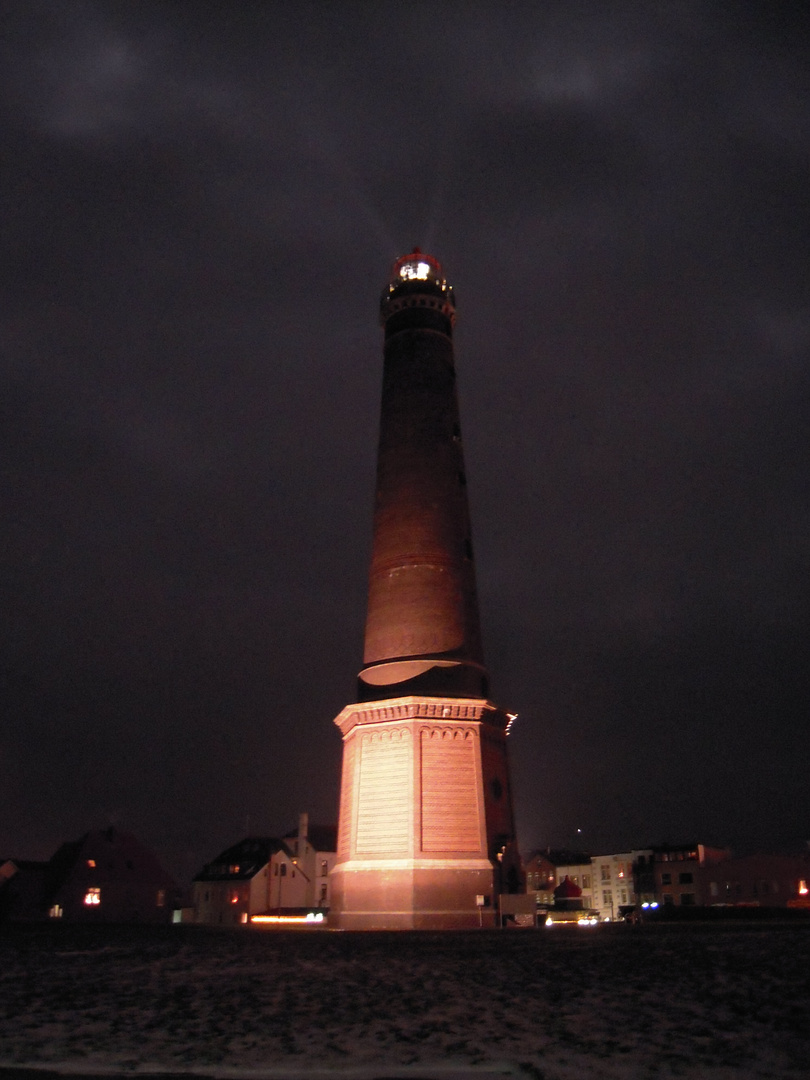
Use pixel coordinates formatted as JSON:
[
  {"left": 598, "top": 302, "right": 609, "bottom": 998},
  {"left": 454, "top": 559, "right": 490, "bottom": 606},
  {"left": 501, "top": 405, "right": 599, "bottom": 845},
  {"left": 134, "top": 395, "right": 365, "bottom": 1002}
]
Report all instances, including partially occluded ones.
[{"left": 1, "top": 1, "right": 808, "bottom": 876}]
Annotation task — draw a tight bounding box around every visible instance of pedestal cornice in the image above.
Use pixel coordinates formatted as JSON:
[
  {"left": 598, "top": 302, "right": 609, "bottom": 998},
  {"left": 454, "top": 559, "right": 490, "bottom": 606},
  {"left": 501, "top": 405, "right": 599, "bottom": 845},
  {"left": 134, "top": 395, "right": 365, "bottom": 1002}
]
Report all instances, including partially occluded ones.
[{"left": 334, "top": 695, "right": 512, "bottom": 738}]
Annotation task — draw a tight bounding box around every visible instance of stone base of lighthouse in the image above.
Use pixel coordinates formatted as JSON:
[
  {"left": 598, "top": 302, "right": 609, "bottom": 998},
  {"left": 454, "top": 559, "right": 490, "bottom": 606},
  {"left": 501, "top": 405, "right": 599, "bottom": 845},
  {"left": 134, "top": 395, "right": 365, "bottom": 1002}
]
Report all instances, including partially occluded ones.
[{"left": 330, "top": 696, "right": 516, "bottom": 930}]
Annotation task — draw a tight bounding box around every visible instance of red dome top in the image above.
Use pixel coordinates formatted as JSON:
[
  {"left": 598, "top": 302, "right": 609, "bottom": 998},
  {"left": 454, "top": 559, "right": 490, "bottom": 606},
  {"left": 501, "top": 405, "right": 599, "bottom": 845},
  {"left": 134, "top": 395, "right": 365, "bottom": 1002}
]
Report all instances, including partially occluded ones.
[{"left": 554, "top": 875, "right": 583, "bottom": 899}]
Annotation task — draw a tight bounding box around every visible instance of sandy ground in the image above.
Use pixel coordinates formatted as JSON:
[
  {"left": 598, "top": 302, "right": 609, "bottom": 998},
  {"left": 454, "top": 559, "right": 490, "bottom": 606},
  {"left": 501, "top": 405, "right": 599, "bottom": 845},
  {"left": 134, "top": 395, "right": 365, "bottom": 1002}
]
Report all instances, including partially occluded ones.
[{"left": 1, "top": 921, "right": 809, "bottom": 1079}]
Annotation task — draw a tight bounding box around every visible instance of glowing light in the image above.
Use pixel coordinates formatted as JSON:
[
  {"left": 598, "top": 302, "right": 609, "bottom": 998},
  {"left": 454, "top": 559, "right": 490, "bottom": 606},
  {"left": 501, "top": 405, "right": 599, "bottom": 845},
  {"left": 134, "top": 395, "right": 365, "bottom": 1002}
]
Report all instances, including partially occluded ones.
[
  {"left": 87, "top": 859, "right": 96, "bottom": 867},
  {"left": 84, "top": 888, "right": 101, "bottom": 906},
  {"left": 399, "top": 261, "right": 431, "bottom": 281},
  {"left": 250, "top": 912, "right": 325, "bottom": 925},
  {"left": 799, "top": 880, "right": 808, "bottom": 895}
]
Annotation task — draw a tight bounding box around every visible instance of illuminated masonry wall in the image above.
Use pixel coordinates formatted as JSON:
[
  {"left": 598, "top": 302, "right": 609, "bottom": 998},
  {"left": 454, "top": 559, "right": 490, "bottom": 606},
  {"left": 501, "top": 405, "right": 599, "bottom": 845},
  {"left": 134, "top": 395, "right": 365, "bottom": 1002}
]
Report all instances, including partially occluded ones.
[{"left": 331, "top": 697, "right": 514, "bottom": 930}]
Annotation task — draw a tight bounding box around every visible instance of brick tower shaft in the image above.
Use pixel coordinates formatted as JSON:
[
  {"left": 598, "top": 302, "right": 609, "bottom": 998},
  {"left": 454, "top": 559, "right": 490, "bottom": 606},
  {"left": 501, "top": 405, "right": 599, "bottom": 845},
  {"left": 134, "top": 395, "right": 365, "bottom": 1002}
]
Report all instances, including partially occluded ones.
[{"left": 359, "top": 250, "right": 487, "bottom": 702}]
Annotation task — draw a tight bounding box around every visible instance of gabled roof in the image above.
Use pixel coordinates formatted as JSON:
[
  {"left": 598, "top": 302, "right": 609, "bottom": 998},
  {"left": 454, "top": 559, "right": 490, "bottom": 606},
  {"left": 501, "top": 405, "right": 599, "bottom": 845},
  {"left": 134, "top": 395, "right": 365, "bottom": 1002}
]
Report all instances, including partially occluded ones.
[
  {"left": 193, "top": 837, "right": 291, "bottom": 882},
  {"left": 46, "top": 828, "right": 177, "bottom": 901},
  {"left": 284, "top": 824, "right": 337, "bottom": 853}
]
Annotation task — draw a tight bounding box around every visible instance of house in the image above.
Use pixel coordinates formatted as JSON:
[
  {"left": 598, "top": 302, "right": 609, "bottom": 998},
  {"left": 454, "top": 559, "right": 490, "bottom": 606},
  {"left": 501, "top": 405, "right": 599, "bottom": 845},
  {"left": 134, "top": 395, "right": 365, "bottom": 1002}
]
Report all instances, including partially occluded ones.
[
  {"left": 523, "top": 852, "right": 557, "bottom": 906},
  {"left": 698, "top": 852, "right": 810, "bottom": 908},
  {"left": 651, "top": 843, "right": 731, "bottom": 907},
  {"left": 192, "top": 813, "right": 337, "bottom": 926},
  {"left": 524, "top": 850, "right": 594, "bottom": 911},
  {"left": 2, "top": 829, "right": 179, "bottom": 922},
  {"left": 590, "top": 849, "right": 652, "bottom": 920},
  {"left": 283, "top": 813, "right": 337, "bottom": 911},
  {"left": 192, "top": 836, "right": 289, "bottom": 926}
]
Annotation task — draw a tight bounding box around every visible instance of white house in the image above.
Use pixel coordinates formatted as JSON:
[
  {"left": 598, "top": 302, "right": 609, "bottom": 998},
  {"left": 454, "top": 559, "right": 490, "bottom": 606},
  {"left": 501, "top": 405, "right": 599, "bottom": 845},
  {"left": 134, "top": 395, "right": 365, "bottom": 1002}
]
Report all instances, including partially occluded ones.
[{"left": 192, "top": 814, "right": 337, "bottom": 926}]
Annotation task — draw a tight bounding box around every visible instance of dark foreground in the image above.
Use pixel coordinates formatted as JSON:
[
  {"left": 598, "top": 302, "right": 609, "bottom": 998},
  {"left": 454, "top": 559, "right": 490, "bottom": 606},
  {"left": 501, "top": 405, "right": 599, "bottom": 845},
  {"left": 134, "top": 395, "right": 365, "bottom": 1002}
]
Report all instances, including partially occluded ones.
[{"left": 1, "top": 921, "right": 809, "bottom": 1079}]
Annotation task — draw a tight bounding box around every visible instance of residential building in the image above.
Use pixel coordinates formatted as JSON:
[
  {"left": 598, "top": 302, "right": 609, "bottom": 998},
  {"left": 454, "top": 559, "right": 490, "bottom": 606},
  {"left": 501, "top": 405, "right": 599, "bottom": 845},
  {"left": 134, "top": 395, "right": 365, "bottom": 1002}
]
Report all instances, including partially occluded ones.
[
  {"left": 652, "top": 843, "right": 730, "bottom": 907},
  {"left": 525, "top": 850, "right": 594, "bottom": 910},
  {"left": 283, "top": 813, "right": 337, "bottom": 910},
  {"left": 192, "top": 813, "right": 336, "bottom": 926},
  {"left": 590, "top": 849, "right": 652, "bottom": 920},
  {"left": 1, "top": 829, "right": 178, "bottom": 922},
  {"left": 698, "top": 853, "right": 810, "bottom": 908}
]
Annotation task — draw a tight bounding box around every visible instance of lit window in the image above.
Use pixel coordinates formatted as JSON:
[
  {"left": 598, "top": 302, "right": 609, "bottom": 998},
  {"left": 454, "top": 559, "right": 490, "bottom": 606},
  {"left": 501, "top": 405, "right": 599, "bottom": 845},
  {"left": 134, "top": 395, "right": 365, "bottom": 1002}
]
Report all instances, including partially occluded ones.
[
  {"left": 49, "top": 904, "right": 63, "bottom": 918},
  {"left": 84, "top": 888, "right": 101, "bottom": 906},
  {"left": 87, "top": 859, "right": 96, "bottom": 868},
  {"left": 799, "top": 880, "right": 808, "bottom": 895},
  {"left": 156, "top": 889, "right": 165, "bottom": 907}
]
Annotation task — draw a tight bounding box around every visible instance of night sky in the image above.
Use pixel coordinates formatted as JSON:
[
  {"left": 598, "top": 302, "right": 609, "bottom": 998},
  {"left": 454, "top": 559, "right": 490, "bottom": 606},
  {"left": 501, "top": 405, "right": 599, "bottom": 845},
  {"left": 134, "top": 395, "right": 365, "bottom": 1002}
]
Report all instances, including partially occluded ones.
[{"left": 2, "top": 1, "right": 808, "bottom": 884}]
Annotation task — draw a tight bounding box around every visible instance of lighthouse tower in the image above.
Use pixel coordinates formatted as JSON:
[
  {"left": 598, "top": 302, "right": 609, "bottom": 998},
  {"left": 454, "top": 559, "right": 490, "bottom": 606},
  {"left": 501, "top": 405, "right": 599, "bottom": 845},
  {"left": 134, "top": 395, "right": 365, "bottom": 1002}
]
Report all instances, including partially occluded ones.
[{"left": 330, "top": 251, "right": 517, "bottom": 929}]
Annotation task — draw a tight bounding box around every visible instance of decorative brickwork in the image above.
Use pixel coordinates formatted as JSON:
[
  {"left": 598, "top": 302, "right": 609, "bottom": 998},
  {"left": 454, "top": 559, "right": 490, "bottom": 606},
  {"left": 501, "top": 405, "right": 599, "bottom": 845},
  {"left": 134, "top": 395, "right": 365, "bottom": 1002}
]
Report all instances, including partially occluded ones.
[
  {"left": 420, "top": 727, "right": 481, "bottom": 852},
  {"left": 356, "top": 728, "right": 411, "bottom": 854}
]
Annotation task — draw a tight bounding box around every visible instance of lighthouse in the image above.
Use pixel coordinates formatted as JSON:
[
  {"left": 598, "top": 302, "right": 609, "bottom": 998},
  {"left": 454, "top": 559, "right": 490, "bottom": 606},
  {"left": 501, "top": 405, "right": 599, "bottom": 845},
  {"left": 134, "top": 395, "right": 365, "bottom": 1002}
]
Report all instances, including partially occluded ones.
[{"left": 330, "top": 251, "right": 517, "bottom": 929}]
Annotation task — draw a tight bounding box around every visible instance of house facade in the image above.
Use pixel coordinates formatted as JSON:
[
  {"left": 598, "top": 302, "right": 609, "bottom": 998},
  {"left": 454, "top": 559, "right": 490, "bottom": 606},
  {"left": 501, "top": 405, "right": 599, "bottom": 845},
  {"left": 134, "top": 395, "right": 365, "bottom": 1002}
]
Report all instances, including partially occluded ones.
[
  {"left": 698, "top": 852, "right": 810, "bottom": 908},
  {"left": 192, "top": 814, "right": 337, "bottom": 926},
  {"left": 2, "top": 829, "right": 178, "bottom": 923},
  {"left": 651, "top": 843, "right": 731, "bottom": 907},
  {"left": 524, "top": 850, "right": 594, "bottom": 910},
  {"left": 590, "top": 850, "right": 652, "bottom": 920}
]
